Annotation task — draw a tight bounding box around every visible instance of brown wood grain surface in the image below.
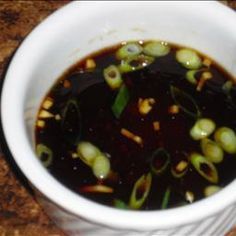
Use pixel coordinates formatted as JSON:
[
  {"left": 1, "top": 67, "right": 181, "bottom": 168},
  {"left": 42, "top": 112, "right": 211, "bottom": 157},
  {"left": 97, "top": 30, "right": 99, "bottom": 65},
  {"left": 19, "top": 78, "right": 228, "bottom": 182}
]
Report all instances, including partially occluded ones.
[{"left": 0, "top": 1, "right": 235, "bottom": 236}]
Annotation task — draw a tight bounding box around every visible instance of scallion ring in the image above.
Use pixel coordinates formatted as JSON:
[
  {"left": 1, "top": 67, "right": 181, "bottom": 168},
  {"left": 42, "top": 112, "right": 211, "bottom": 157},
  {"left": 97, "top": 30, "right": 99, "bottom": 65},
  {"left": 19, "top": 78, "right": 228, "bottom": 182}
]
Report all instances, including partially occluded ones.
[
  {"left": 143, "top": 41, "right": 170, "bottom": 57},
  {"left": 214, "top": 127, "right": 236, "bottom": 154},
  {"left": 170, "top": 86, "right": 201, "bottom": 119},
  {"left": 176, "top": 48, "right": 202, "bottom": 70},
  {"left": 103, "top": 65, "right": 123, "bottom": 90},
  {"left": 150, "top": 148, "right": 170, "bottom": 175},
  {"left": 114, "top": 199, "right": 129, "bottom": 209},
  {"left": 116, "top": 42, "right": 143, "bottom": 60},
  {"left": 36, "top": 144, "right": 53, "bottom": 167},
  {"left": 119, "top": 54, "right": 154, "bottom": 73},
  {"left": 77, "top": 141, "right": 101, "bottom": 167},
  {"left": 92, "top": 153, "right": 111, "bottom": 180},
  {"left": 190, "top": 118, "right": 216, "bottom": 140},
  {"left": 201, "top": 138, "right": 224, "bottom": 163},
  {"left": 204, "top": 185, "right": 221, "bottom": 197},
  {"left": 129, "top": 173, "right": 152, "bottom": 209},
  {"left": 186, "top": 70, "right": 198, "bottom": 85},
  {"left": 190, "top": 152, "right": 218, "bottom": 183}
]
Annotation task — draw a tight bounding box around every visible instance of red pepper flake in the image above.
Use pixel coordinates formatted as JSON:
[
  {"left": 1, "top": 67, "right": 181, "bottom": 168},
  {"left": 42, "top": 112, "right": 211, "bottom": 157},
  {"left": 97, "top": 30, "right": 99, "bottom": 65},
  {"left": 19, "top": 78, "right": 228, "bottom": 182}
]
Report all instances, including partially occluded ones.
[{"left": 80, "top": 184, "right": 114, "bottom": 193}]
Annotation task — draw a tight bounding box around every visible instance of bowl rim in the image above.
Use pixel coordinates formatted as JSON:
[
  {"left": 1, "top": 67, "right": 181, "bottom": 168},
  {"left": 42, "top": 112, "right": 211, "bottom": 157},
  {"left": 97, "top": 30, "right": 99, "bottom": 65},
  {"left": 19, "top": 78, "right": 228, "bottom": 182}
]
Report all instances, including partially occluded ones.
[{"left": 1, "top": 0, "right": 236, "bottom": 231}]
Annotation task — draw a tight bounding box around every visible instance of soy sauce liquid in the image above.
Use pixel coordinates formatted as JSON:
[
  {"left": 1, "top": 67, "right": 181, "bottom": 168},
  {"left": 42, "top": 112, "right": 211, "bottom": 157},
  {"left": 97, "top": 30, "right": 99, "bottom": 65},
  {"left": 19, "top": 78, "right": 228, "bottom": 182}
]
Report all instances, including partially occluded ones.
[{"left": 35, "top": 42, "right": 236, "bottom": 210}]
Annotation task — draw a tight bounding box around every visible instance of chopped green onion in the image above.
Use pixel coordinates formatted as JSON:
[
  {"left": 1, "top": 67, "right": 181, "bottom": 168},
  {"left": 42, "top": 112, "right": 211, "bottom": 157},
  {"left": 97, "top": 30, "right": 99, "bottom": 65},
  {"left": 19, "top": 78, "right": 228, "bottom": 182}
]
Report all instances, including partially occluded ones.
[
  {"left": 77, "top": 142, "right": 100, "bottom": 166},
  {"left": 61, "top": 99, "right": 81, "bottom": 144},
  {"left": 201, "top": 138, "right": 224, "bottom": 163},
  {"left": 36, "top": 144, "right": 53, "bottom": 167},
  {"left": 103, "top": 65, "right": 123, "bottom": 90},
  {"left": 222, "top": 80, "right": 233, "bottom": 93},
  {"left": 112, "top": 84, "right": 130, "bottom": 119},
  {"left": 116, "top": 42, "right": 143, "bottom": 60},
  {"left": 119, "top": 54, "right": 154, "bottom": 73},
  {"left": 161, "top": 187, "right": 171, "bottom": 209},
  {"left": 171, "top": 160, "right": 189, "bottom": 178},
  {"left": 190, "top": 152, "right": 218, "bottom": 183},
  {"left": 114, "top": 199, "right": 129, "bottom": 209},
  {"left": 222, "top": 80, "right": 236, "bottom": 109},
  {"left": 190, "top": 118, "right": 216, "bottom": 140},
  {"left": 204, "top": 185, "right": 221, "bottom": 197},
  {"left": 186, "top": 70, "right": 198, "bottom": 85},
  {"left": 170, "top": 86, "right": 201, "bottom": 119},
  {"left": 92, "top": 154, "right": 111, "bottom": 180},
  {"left": 77, "top": 142, "right": 111, "bottom": 180},
  {"left": 129, "top": 173, "right": 152, "bottom": 209},
  {"left": 143, "top": 41, "right": 170, "bottom": 57},
  {"left": 214, "top": 127, "right": 236, "bottom": 154},
  {"left": 176, "top": 48, "right": 202, "bottom": 69},
  {"left": 150, "top": 148, "right": 170, "bottom": 175}
]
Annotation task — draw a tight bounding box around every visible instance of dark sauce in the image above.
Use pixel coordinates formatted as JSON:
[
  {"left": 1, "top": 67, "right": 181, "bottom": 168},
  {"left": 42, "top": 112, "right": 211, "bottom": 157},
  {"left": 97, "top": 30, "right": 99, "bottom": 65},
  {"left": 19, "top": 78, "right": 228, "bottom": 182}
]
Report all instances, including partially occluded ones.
[{"left": 35, "top": 41, "right": 236, "bottom": 210}]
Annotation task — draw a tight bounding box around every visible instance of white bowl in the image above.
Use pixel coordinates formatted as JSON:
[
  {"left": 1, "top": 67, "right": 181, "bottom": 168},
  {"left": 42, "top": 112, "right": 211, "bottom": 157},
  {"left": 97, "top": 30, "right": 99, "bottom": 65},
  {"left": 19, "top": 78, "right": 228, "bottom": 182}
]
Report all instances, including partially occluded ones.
[{"left": 1, "top": 1, "right": 236, "bottom": 235}]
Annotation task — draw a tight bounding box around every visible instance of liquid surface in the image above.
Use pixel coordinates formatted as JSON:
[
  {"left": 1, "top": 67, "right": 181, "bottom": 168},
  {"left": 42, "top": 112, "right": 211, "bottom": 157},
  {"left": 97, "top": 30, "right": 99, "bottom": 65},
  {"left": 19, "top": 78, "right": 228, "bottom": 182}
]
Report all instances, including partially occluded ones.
[{"left": 35, "top": 41, "right": 236, "bottom": 210}]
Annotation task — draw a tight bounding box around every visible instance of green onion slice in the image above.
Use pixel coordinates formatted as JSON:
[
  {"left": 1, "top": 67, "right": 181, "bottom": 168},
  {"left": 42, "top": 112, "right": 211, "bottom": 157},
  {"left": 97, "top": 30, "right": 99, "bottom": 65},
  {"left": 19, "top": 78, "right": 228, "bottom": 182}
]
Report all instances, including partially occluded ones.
[
  {"left": 190, "top": 118, "right": 216, "bottom": 141},
  {"left": 129, "top": 173, "right": 152, "bottom": 209},
  {"left": 92, "top": 154, "right": 111, "bottom": 180},
  {"left": 77, "top": 141, "right": 101, "bottom": 167},
  {"left": 161, "top": 187, "right": 171, "bottom": 209},
  {"left": 61, "top": 99, "right": 81, "bottom": 144},
  {"left": 119, "top": 54, "right": 154, "bottom": 73},
  {"left": 143, "top": 41, "right": 170, "bottom": 57},
  {"left": 170, "top": 86, "right": 201, "bottom": 119},
  {"left": 176, "top": 48, "right": 202, "bottom": 69},
  {"left": 114, "top": 199, "right": 129, "bottom": 209},
  {"left": 214, "top": 127, "right": 236, "bottom": 154},
  {"left": 103, "top": 65, "right": 123, "bottom": 90},
  {"left": 190, "top": 152, "right": 218, "bottom": 183},
  {"left": 204, "top": 185, "right": 221, "bottom": 197},
  {"left": 112, "top": 84, "right": 130, "bottom": 119},
  {"left": 222, "top": 80, "right": 233, "bottom": 94},
  {"left": 36, "top": 144, "right": 53, "bottom": 167},
  {"left": 186, "top": 70, "right": 198, "bottom": 85},
  {"left": 150, "top": 148, "right": 170, "bottom": 175},
  {"left": 116, "top": 42, "right": 143, "bottom": 60},
  {"left": 201, "top": 138, "right": 224, "bottom": 163}
]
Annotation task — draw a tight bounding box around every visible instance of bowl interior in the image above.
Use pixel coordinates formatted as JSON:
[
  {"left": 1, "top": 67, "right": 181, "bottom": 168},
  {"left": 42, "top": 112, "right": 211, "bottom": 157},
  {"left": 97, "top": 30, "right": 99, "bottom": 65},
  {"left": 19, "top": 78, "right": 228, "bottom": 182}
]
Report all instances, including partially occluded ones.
[
  {"left": 23, "top": 1, "right": 236, "bottom": 143},
  {"left": 2, "top": 1, "right": 236, "bottom": 230}
]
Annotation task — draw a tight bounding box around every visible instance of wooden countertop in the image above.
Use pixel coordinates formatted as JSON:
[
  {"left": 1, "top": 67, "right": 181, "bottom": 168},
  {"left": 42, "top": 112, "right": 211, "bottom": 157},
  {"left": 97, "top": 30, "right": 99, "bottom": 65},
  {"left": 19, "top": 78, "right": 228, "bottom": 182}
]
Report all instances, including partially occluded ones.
[{"left": 0, "top": 1, "right": 235, "bottom": 236}]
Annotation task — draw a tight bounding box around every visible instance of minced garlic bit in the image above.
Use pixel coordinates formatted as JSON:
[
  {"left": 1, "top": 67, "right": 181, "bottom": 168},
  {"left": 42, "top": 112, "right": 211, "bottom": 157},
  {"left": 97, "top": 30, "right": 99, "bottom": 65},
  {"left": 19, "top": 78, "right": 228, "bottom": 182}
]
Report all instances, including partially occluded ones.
[
  {"left": 42, "top": 97, "right": 53, "bottom": 110},
  {"left": 153, "top": 121, "right": 160, "bottom": 131},
  {"left": 63, "top": 79, "right": 71, "bottom": 88},
  {"left": 37, "top": 120, "right": 45, "bottom": 128},
  {"left": 138, "top": 98, "right": 156, "bottom": 115},
  {"left": 38, "top": 110, "right": 54, "bottom": 118},
  {"left": 168, "top": 104, "right": 179, "bottom": 114},
  {"left": 85, "top": 58, "right": 96, "bottom": 69},
  {"left": 185, "top": 191, "right": 194, "bottom": 203},
  {"left": 203, "top": 58, "right": 212, "bottom": 68},
  {"left": 55, "top": 114, "right": 61, "bottom": 120},
  {"left": 196, "top": 71, "right": 213, "bottom": 91},
  {"left": 121, "top": 128, "right": 143, "bottom": 146},
  {"left": 176, "top": 160, "right": 188, "bottom": 172},
  {"left": 72, "top": 152, "right": 79, "bottom": 159}
]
